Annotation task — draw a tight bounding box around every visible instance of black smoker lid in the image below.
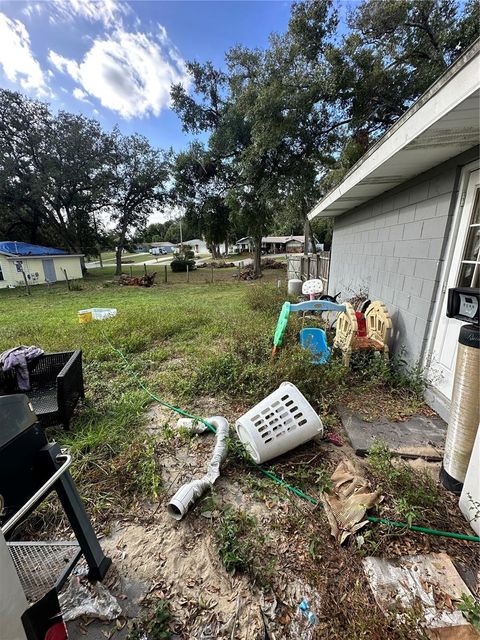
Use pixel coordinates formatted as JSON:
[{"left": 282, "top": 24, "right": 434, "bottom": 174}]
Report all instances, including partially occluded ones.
[{"left": 0, "top": 394, "right": 38, "bottom": 449}]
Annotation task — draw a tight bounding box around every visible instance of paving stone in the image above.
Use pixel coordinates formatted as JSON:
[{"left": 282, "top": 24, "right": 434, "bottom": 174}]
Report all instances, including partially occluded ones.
[{"left": 338, "top": 405, "right": 446, "bottom": 459}]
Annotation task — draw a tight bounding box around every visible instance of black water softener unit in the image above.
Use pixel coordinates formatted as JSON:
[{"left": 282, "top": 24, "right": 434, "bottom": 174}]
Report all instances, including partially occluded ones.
[{"left": 440, "top": 287, "right": 480, "bottom": 494}]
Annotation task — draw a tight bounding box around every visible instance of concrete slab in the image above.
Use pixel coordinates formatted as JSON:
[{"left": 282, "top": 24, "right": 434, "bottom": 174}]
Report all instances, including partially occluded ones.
[{"left": 338, "top": 405, "right": 446, "bottom": 459}]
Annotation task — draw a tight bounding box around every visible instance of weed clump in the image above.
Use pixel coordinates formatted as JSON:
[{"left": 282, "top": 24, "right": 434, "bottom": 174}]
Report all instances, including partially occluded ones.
[
  {"left": 127, "top": 600, "right": 173, "bottom": 639},
  {"left": 244, "top": 282, "right": 287, "bottom": 314},
  {"left": 367, "top": 440, "right": 439, "bottom": 525},
  {"left": 350, "top": 349, "right": 426, "bottom": 398},
  {"left": 214, "top": 506, "right": 275, "bottom": 588}
]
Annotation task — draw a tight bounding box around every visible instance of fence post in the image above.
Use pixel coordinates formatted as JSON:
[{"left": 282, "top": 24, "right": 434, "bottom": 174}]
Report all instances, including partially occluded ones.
[
  {"left": 62, "top": 268, "right": 70, "bottom": 291},
  {"left": 307, "top": 255, "right": 311, "bottom": 280},
  {"left": 186, "top": 264, "right": 189, "bottom": 283},
  {"left": 300, "top": 255, "right": 304, "bottom": 280},
  {"left": 22, "top": 270, "right": 31, "bottom": 295},
  {"left": 129, "top": 266, "right": 133, "bottom": 277},
  {"left": 164, "top": 265, "right": 168, "bottom": 283},
  {"left": 238, "top": 263, "right": 241, "bottom": 281},
  {"left": 211, "top": 265, "right": 214, "bottom": 283},
  {"left": 144, "top": 263, "right": 147, "bottom": 276}
]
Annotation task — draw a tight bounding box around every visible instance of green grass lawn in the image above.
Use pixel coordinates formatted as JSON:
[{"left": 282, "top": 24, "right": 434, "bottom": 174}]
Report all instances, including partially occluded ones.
[{"left": 0, "top": 268, "right": 290, "bottom": 529}]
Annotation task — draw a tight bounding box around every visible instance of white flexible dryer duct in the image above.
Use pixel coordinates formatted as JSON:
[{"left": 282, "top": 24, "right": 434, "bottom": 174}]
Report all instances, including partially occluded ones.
[{"left": 167, "top": 416, "right": 229, "bottom": 520}]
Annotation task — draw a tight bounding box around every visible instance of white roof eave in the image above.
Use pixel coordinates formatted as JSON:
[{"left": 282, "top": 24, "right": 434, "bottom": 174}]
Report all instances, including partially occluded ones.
[{"left": 309, "top": 39, "right": 480, "bottom": 219}]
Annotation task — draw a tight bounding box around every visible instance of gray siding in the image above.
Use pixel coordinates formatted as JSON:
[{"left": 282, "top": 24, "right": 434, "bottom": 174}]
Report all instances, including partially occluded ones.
[{"left": 327, "top": 150, "right": 478, "bottom": 364}]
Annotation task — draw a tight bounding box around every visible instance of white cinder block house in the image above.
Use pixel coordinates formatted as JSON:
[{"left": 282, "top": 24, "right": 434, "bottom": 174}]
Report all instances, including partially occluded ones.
[
  {"left": 309, "top": 39, "right": 480, "bottom": 420},
  {"left": 0, "top": 241, "right": 84, "bottom": 288}
]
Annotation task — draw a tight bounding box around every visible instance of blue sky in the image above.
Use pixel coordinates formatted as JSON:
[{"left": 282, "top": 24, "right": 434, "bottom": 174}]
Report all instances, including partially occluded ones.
[{"left": 0, "top": 0, "right": 302, "bottom": 151}]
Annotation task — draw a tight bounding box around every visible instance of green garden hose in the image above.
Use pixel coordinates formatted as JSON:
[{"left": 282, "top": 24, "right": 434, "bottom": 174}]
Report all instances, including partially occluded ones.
[{"left": 104, "top": 333, "right": 480, "bottom": 544}]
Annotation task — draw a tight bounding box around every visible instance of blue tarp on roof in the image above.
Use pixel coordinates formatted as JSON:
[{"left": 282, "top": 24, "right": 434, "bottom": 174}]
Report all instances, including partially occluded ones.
[{"left": 0, "top": 241, "right": 67, "bottom": 256}]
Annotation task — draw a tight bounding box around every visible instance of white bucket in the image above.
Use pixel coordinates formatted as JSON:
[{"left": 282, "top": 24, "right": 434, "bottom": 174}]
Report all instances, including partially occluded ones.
[
  {"left": 235, "top": 382, "right": 323, "bottom": 463},
  {"left": 287, "top": 279, "right": 302, "bottom": 296}
]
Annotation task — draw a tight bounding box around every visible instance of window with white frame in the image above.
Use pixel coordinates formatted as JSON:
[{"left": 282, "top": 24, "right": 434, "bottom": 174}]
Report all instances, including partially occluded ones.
[{"left": 457, "top": 190, "right": 480, "bottom": 288}]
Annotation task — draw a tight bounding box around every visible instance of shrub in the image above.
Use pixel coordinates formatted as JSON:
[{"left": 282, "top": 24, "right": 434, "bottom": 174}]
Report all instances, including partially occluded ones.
[
  {"left": 349, "top": 349, "right": 426, "bottom": 397},
  {"left": 171, "top": 248, "right": 196, "bottom": 272}
]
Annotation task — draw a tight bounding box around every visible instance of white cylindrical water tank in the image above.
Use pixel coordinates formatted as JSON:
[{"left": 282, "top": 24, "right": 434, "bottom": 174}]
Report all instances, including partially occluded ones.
[
  {"left": 459, "top": 423, "right": 480, "bottom": 535},
  {"left": 287, "top": 279, "right": 302, "bottom": 297},
  {"left": 440, "top": 324, "right": 479, "bottom": 493}
]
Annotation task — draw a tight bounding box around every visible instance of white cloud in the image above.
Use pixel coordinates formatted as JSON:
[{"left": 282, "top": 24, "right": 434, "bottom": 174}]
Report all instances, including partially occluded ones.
[
  {"left": 48, "top": 50, "right": 81, "bottom": 81},
  {"left": 73, "top": 87, "right": 91, "bottom": 103},
  {"left": 50, "top": 0, "right": 130, "bottom": 28},
  {"left": 49, "top": 27, "right": 191, "bottom": 119},
  {"left": 22, "top": 3, "right": 44, "bottom": 19},
  {"left": 0, "top": 12, "right": 47, "bottom": 95}
]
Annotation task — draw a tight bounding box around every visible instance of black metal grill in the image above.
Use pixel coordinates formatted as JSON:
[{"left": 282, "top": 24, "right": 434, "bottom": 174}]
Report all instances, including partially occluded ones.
[
  {"left": 0, "top": 394, "right": 111, "bottom": 606},
  {"left": 0, "top": 350, "right": 85, "bottom": 429},
  {"left": 8, "top": 542, "right": 81, "bottom": 603}
]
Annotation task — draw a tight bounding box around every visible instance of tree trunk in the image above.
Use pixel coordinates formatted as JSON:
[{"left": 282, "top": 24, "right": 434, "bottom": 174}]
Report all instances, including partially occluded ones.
[
  {"left": 115, "top": 245, "right": 123, "bottom": 276},
  {"left": 224, "top": 238, "right": 228, "bottom": 256},
  {"left": 304, "top": 217, "right": 312, "bottom": 255},
  {"left": 253, "top": 235, "right": 262, "bottom": 278}
]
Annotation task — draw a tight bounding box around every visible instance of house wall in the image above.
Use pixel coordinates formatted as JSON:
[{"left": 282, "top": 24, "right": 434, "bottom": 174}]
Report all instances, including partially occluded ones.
[
  {"left": 2, "top": 255, "right": 83, "bottom": 287},
  {"left": 0, "top": 255, "right": 11, "bottom": 288},
  {"left": 328, "top": 147, "right": 478, "bottom": 365},
  {"left": 52, "top": 256, "right": 83, "bottom": 281}
]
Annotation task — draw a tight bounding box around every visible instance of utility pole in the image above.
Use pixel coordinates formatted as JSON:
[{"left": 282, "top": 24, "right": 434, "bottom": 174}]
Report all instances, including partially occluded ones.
[{"left": 93, "top": 213, "right": 103, "bottom": 267}]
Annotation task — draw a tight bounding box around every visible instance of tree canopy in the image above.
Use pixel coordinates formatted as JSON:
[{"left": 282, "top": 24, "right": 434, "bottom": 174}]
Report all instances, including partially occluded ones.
[{"left": 0, "top": 0, "right": 478, "bottom": 274}]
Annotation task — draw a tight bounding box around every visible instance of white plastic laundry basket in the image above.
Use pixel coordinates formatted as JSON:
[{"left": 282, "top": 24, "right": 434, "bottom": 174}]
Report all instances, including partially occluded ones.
[{"left": 235, "top": 382, "right": 323, "bottom": 463}]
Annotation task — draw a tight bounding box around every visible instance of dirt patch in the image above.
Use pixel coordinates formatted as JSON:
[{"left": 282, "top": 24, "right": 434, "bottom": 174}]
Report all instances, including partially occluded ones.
[
  {"left": 102, "top": 514, "right": 263, "bottom": 638},
  {"left": 92, "top": 400, "right": 478, "bottom": 639}
]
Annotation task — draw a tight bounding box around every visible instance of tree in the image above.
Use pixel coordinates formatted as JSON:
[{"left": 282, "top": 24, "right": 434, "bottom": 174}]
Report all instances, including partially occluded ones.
[
  {"left": 108, "top": 132, "right": 169, "bottom": 275},
  {"left": 170, "top": 0, "right": 478, "bottom": 274},
  {"left": 0, "top": 90, "right": 113, "bottom": 263},
  {"left": 323, "top": 0, "right": 480, "bottom": 184},
  {"left": 171, "top": 142, "right": 232, "bottom": 257}
]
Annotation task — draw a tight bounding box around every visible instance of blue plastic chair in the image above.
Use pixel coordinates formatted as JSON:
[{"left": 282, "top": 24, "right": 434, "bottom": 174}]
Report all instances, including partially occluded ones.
[{"left": 299, "top": 328, "right": 331, "bottom": 364}]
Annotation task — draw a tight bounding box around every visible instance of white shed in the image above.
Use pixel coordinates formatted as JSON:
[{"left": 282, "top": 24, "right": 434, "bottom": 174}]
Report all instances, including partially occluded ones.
[{"left": 0, "top": 241, "right": 84, "bottom": 288}]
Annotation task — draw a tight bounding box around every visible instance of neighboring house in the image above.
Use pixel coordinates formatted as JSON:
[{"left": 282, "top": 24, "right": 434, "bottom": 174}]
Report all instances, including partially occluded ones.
[
  {"left": 309, "top": 39, "right": 480, "bottom": 421},
  {"left": 263, "top": 236, "right": 304, "bottom": 254},
  {"left": 0, "top": 241, "right": 84, "bottom": 288},
  {"left": 182, "top": 239, "right": 208, "bottom": 254},
  {"left": 149, "top": 242, "right": 176, "bottom": 255},
  {"left": 236, "top": 235, "right": 305, "bottom": 253},
  {"left": 236, "top": 237, "right": 253, "bottom": 252}
]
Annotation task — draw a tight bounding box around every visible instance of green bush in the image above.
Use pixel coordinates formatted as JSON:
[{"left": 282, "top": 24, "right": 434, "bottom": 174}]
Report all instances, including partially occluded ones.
[
  {"left": 171, "top": 247, "right": 196, "bottom": 272},
  {"left": 349, "top": 349, "right": 426, "bottom": 397}
]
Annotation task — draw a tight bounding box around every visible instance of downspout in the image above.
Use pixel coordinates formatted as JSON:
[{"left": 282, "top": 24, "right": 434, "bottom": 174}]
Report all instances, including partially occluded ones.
[{"left": 167, "top": 416, "right": 229, "bottom": 520}]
